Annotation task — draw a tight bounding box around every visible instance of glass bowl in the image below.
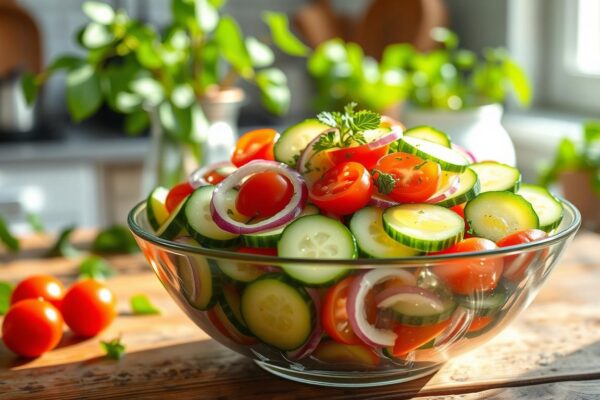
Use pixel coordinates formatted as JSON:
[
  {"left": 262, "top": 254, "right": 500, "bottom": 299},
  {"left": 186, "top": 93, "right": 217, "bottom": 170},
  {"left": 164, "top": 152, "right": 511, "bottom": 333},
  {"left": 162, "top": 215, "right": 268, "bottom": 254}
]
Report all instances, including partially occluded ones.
[{"left": 128, "top": 199, "right": 580, "bottom": 387}]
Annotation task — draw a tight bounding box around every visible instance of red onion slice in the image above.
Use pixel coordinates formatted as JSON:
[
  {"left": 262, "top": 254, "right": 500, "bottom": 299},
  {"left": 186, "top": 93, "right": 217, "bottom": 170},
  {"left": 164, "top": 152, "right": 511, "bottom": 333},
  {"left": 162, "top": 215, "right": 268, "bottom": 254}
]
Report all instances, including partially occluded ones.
[
  {"left": 366, "top": 125, "right": 404, "bottom": 150},
  {"left": 297, "top": 128, "right": 337, "bottom": 187},
  {"left": 287, "top": 289, "right": 323, "bottom": 360},
  {"left": 375, "top": 286, "right": 444, "bottom": 313},
  {"left": 451, "top": 143, "right": 477, "bottom": 164},
  {"left": 211, "top": 160, "right": 308, "bottom": 234},
  {"left": 368, "top": 195, "right": 399, "bottom": 209},
  {"left": 347, "top": 269, "right": 417, "bottom": 347},
  {"left": 189, "top": 161, "right": 237, "bottom": 188},
  {"left": 425, "top": 173, "right": 461, "bottom": 204}
]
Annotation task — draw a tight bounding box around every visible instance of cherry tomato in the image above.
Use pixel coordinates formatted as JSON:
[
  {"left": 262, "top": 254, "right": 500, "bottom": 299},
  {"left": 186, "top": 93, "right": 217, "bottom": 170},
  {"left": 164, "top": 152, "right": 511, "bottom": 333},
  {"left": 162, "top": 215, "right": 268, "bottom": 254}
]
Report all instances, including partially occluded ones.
[
  {"left": 60, "top": 280, "right": 117, "bottom": 338},
  {"left": 450, "top": 203, "right": 472, "bottom": 238},
  {"left": 431, "top": 238, "right": 504, "bottom": 295},
  {"left": 467, "top": 315, "right": 494, "bottom": 333},
  {"left": 373, "top": 152, "right": 440, "bottom": 203},
  {"left": 322, "top": 277, "right": 362, "bottom": 345},
  {"left": 392, "top": 319, "right": 451, "bottom": 356},
  {"left": 496, "top": 229, "right": 548, "bottom": 282},
  {"left": 328, "top": 144, "right": 389, "bottom": 171},
  {"left": 10, "top": 275, "right": 65, "bottom": 309},
  {"left": 309, "top": 162, "right": 373, "bottom": 216},
  {"left": 165, "top": 181, "right": 194, "bottom": 213},
  {"left": 2, "top": 299, "right": 64, "bottom": 358},
  {"left": 231, "top": 128, "right": 276, "bottom": 167},
  {"left": 204, "top": 171, "right": 226, "bottom": 185},
  {"left": 236, "top": 172, "right": 294, "bottom": 218}
]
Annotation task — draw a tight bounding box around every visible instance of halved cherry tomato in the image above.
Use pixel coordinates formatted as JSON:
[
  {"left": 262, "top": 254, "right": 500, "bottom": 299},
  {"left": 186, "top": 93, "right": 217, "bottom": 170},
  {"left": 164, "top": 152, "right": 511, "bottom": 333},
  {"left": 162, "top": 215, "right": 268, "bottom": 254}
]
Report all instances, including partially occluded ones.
[
  {"left": 496, "top": 229, "right": 547, "bottom": 282},
  {"left": 60, "top": 280, "right": 117, "bottom": 338},
  {"left": 231, "top": 128, "right": 276, "bottom": 167},
  {"left": 236, "top": 172, "right": 294, "bottom": 218},
  {"left": 431, "top": 238, "right": 504, "bottom": 295},
  {"left": 373, "top": 152, "right": 440, "bottom": 203},
  {"left": 165, "top": 181, "right": 194, "bottom": 213},
  {"left": 10, "top": 275, "right": 65, "bottom": 309},
  {"left": 467, "top": 315, "right": 494, "bottom": 333},
  {"left": 450, "top": 203, "right": 472, "bottom": 238},
  {"left": 2, "top": 298, "right": 64, "bottom": 358},
  {"left": 322, "top": 277, "right": 362, "bottom": 345},
  {"left": 392, "top": 318, "right": 451, "bottom": 356},
  {"left": 328, "top": 144, "right": 389, "bottom": 171},
  {"left": 309, "top": 161, "right": 373, "bottom": 215}
]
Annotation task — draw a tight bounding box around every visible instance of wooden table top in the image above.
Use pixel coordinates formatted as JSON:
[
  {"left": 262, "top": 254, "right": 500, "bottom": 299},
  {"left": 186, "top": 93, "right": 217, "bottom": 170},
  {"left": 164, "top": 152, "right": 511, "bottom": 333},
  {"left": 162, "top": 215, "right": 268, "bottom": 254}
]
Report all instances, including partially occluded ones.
[{"left": 1, "top": 231, "right": 600, "bottom": 399}]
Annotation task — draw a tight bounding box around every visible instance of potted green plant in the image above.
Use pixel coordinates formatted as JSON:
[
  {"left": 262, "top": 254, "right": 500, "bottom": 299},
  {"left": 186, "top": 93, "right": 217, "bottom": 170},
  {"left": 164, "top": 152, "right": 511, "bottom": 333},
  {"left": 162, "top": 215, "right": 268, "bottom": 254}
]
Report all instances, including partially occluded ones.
[
  {"left": 22, "top": 0, "right": 308, "bottom": 188},
  {"left": 539, "top": 121, "right": 600, "bottom": 230},
  {"left": 400, "top": 28, "right": 532, "bottom": 166}
]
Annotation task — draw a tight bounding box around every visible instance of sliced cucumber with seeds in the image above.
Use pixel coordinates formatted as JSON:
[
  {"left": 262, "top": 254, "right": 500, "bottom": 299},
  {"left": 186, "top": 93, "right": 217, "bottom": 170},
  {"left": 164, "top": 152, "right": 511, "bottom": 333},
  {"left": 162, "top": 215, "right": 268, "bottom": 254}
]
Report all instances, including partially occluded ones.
[
  {"left": 456, "top": 282, "right": 508, "bottom": 317},
  {"left": 517, "top": 184, "right": 564, "bottom": 232},
  {"left": 383, "top": 294, "right": 457, "bottom": 326},
  {"left": 220, "top": 283, "right": 253, "bottom": 336},
  {"left": 156, "top": 200, "right": 187, "bottom": 240},
  {"left": 435, "top": 168, "right": 481, "bottom": 208},
  {"left": 184, "top": 185, "right": 240, "bottom": 248},
  {"left": 274, "top": 119, "right": 329, "bottom": 167},
  {"left": 470, "top": 162, "right": 521, "bottom": 192},
  {"left": 241, "top": 204, "right": 320, "bottom": 248},
  {"left": 146, "top": 186, "right": 170, "bottom": 231},
  {"left": 397, "top": 136, "right": 469, "bottom": 172},
  {"left": 350, "top": 207, "right": 421, "bottom": 258},
  {"left": 404, "top": 126, "right": 451, "bottom": 148},
  {"left": 383, "top": 204, "right": 464, "bottom": 252},
  {"left": 175, "top": 247, "right": 218, "bottom": 310},
  {"left": 217, "top": 258, "right": 269, "bottom": 283},
  {"left": 465, "top": 191, "right": 539, "bottom": 242},
  {"left": 241, "top": 275, "right": 314, "bottom": 350},
  {"left": 278, "top": 215, "right": 356, "bottom": 286}
]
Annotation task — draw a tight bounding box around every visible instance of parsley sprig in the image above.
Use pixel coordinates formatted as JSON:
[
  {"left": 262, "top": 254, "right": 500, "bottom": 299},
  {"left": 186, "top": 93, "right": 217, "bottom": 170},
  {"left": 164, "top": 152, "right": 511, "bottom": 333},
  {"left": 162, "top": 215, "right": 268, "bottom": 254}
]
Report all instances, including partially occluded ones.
[
  {"left": 372, "top": 169, "right": 397, "bottom": 195},
  {"left": 314, "top": 102, "right": 381, "bottom": 152}
]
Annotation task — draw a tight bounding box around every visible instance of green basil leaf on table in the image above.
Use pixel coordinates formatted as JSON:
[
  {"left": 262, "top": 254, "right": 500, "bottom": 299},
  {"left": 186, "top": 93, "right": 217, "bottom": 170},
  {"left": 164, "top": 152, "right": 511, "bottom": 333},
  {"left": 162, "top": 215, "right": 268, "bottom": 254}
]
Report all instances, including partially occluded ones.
[
  {"left": 0, "top": 216, "right": 19, "bottom": 253},
  {"left": 101, "top": 337, "right": 126, "bottom": 360},
  {"left": 91, "top": 225, "right": 139, "bottom": 255},
  {"left": 78, "top": 255, "right": 116, "bottom": 280},
  {"left": 0, "top": 281, "right": 14, "bottom": 315},
  {"left": 130, "top": 294, "right": 161, "bottom": 315},
  {"left": 46, "top": 225, "right": 82, "bottom": 258}
]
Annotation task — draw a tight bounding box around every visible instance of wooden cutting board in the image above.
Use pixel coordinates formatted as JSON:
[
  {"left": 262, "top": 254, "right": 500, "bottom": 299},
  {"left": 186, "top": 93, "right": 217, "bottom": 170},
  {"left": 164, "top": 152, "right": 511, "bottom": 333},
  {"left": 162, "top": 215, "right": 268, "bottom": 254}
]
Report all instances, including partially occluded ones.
[{"left": 1, "top": 231, "right": 600, "bottom": 399}]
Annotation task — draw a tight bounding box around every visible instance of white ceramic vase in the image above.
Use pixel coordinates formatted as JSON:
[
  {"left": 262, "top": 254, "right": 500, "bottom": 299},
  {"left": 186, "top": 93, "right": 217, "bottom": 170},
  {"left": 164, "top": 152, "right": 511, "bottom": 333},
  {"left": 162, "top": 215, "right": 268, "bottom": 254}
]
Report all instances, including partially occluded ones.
[{"left": 402, "top": 103, "right": 516, "bottom": 166}]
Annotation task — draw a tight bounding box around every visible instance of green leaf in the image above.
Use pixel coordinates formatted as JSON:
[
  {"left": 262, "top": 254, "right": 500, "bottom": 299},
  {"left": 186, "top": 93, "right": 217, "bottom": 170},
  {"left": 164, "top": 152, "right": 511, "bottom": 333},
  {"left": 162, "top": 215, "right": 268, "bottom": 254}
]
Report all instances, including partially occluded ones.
[
  {"left": 130, "top": 76, "right": 164, "bottom": 107},
  {"left": 372, "top": 169, "right": 396, "bottom": 195},
  {"left": 195, "top": 0, "right": 219, "bottom": 32},
  {"left": 135, "top": 40, "right": 163, "bottom": 69},
  {"left": 246, "top": 37, "right": 275, "bottom": 68},
  {"left": 215, "top": 16, "right": 254, "bottom": 79},
  {"left": 21, "top": 72, "right": 38, "bottom": 105},
  {"left": 171, "top": 85, "right": 195, "bottom": 109},
  {"left": 454, "top": 49, "right": 476, "bottom": 70},
  {"left": 381, "top": 43, "right": 415, "bottom": 70},
  {"left": 351, "top": 110, "right": 380, "bottom": 132},
  {"left": 66, "top": 65, "right": 103, "bottom": 122},
  {"left": 26, "top": 212, "right": 45, "bottom": 233},
  {"left": 262, "top": 12, "right": 309, "bottom": 57},
  {"left": 82, "top": 1, "right": 116, "bottom": 25},
  {"left": 312, "top": 129, "right": 338, "bottom": 152},
  {"left": 115, "top": 92, "right": 143, "bottom": 113},
  {"left": 46, "top": 226, "right": 82, "bottom": 258},
  {"left": 255, "top": 68, "right": 290, "bottom": 115},
  {"left": 130, "top": 294, "right": 160, "bottom": 315},
  {"left": 78, "top": 255, "right": 116, "bottom": 280},
  {"left": 0, "top": 216, "right": 19, "bottom": 253},
  {"left": 159, "top": 101, "right": 193, "bottom": 141},
  {"left": 101, "top": 337, "right": 126, "bottom": 360},
  {"left": 209, "top": 0, "right": 227, "bottom": 8},
  {"left": 47, "top": 55, "right": 84, "bottom": 72},
  {"left": 504, "top": 59, "right": 532, "bottom": 107},
  {"left": 584, "top": 120, "right": 600, "bottom": 145},
  {"left": 81, "top": 22, "right": 114, "bottom": 49},
  {"left": 430, "top": 27, "right": 459, "bottom": 50},
  {"left": 124, "top": 110, "right": 150, "bottom": 135},
  {"left": 0, "top": 281, "right": 13, "bottom": 315},
  {"left": 92, "top": 225, "right": 139, "bottom": 254}
]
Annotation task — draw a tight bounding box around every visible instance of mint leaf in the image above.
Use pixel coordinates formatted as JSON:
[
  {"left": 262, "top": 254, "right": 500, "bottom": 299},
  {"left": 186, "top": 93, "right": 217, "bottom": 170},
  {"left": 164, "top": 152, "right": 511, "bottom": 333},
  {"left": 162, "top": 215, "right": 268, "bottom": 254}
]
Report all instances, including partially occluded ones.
[
  {"left": 0, "top": 216, "right": 19, "bottom": 253},
  {"left": 372, "top": 169, "right": 396, "bottom": 195},
  {"left": 101, "top": 337, "right": 126, "bottom": 360},
  {"left": 0, "top": 281, "right": 13, "bottom": 315},
  {"left": 78, "top": 255, "right": 115, "bottom": 280},
  {"left": 130, "top": 294, "right": 160, "bottom": 315},
  {"left": 351, "top": 110, "right": 380, "bottom": 132}
]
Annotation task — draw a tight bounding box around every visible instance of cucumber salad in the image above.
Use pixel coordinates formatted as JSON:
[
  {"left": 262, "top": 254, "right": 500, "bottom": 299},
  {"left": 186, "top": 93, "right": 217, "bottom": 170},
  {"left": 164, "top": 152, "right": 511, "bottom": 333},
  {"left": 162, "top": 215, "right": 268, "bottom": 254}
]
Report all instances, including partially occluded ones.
[{"left": 145, "top": 103, "right": 563, "bottom": 365}]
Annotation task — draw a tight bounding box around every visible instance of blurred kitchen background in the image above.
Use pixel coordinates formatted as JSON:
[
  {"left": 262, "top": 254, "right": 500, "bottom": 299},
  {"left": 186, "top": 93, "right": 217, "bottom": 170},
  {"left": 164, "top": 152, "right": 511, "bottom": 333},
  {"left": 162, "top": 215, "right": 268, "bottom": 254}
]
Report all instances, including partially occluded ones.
[{"left": 1, "top": 0, "right": 599, "bottom": 234}]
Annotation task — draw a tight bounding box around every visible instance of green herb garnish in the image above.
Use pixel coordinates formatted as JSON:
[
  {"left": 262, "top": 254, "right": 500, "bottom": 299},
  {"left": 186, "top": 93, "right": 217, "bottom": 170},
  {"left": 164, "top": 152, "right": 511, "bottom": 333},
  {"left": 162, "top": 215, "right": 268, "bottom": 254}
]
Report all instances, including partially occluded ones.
[
  {"left": 26, "top": 212, "right": 45, "bottom": 233},
  {"left": 91, "top": 225, "right": 138, "bottom": 254},
  {"left": 0, "top": 281, "right": 14, "bottom": 315},
  {"left": 101, "top": 337, "right": 126, "bottom": 360},
  {"left": 314, "top": 102, "right": 380, "bottom": 152},
  {"left": 0, "top": 216, "right": 19, "bottom": 253},
  {"left": 78, "top": 255, "right": 116, "bottom": 280},
  {"left": 130, "top": 294, "right": 161, "bottom": 315},
  {"left": 372, "top": 169, "right": 396, "bottom": 195},
  {"left": 46, "top": 225, "right": 82, "bottom": 258}
]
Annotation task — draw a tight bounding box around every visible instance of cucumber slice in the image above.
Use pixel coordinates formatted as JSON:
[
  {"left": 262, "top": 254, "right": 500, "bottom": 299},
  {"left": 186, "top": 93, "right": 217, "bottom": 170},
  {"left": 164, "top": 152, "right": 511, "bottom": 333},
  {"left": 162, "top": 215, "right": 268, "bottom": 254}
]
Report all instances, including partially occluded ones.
[
  {"left": 274, "top": 119, "right": 329, "bottom": 167},
  {"left": 404, "top": 126, "right": 451, "bottom": 148},
  {"left": 383, "top": 294, "right": 457, "bottom": 326},
  {"left": 176, "top": 251, "right": 218, "bottom": 310},
  {"left": 397, "top": 136, "right": 469, "bottom": 172},
  {"left": 156, "top": 200, "right": 187, "bottom": 240},
  {"left": 382, "top": 204, "right": 465, "bottom": 252},
  {"left": 241, "top": 275, "right": 314, "bottom": 350},
  {"left": 465, "top": 191, "right": 540, "bottom": 242},
  {"left": 220, "top": 283, "right": 253, "bottom": 336},
  {"left": 184, "top": 185, "right": 240, "bottom": 248},
  {"left": 350, "top": 207, "right": 421, "bottom": 258},
  {"left": 435, "top": 168, "right": 481, "bottom": 208},
  {"left": 241, "top": 204, "right": 320, "bottom": 248},
  {"left": 217, "top": 258, "right": 269, "bottom": 283},
  {"left": 278, "top": 215, "right": 356, "bottom": 286},
  {"left": 456, "top": 283, "right": 508, "bottom": 317},
  {"left": 470, "top": 162, "right": 521, "bottom": 193},
  {"left": 517, "top": 184, "right": 564, "bottom": 232},
  {"left": 146, "top": 186, "right": 170, "bottom": 231}
]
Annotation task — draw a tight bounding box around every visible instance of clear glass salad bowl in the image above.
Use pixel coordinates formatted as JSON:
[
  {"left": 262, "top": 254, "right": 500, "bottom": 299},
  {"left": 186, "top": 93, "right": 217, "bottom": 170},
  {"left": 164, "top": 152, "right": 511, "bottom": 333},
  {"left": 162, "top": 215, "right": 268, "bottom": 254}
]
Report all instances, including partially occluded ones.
[{"left": 128, "top": 199, "right": 580, "bottom": 387}]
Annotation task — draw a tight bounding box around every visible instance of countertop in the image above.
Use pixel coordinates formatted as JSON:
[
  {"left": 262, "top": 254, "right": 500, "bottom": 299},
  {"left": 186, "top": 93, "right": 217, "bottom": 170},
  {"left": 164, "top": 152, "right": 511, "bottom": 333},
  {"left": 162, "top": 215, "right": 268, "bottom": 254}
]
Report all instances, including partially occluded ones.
[{"left": 1, "top": 231, "right": 600, "bottom": 399}]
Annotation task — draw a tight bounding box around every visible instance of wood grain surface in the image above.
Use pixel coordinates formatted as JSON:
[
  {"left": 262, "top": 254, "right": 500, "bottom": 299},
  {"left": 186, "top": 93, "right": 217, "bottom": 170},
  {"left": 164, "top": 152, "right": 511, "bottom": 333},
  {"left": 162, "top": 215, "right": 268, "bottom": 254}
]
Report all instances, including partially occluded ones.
[{"left": 1, "top": 231, "right": 599, "bottom": 399}]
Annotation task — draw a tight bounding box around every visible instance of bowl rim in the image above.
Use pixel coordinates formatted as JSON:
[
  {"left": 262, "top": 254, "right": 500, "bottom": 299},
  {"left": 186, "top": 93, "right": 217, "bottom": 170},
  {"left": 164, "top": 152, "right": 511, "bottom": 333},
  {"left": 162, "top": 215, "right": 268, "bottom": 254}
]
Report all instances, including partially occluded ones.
[{"left": 127, "top": 197, "right": 581, "bottom": 265}]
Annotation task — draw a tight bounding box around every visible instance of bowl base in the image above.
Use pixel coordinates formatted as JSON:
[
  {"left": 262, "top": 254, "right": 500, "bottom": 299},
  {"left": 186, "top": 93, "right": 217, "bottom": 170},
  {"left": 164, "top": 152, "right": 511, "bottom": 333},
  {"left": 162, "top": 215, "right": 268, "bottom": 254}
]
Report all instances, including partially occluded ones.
[{"left": 254, "top": 360, "right": 442, "bottom": 387}]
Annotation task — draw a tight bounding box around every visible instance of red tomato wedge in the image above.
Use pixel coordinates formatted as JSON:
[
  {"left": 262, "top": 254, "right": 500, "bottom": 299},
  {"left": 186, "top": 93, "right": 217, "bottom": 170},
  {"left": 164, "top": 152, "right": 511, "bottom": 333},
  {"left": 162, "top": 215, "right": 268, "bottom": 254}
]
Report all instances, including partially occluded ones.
[
  {"left": 309, "top": 161, "right": 373, "bottom": 216},
  {"left": 392, "top": 319, "right": 451, "bottom": 357},
  {"left": 231, "top": 128, "right": 276, "bottom": 167},
  {"left": 327, "top": 144, "right": 389, "bottom": 171},
  {"left": 373, "top": 152, "right": 440, "bottom": 203},
  {"left": 165, "top": 181, "right": 194, "bottom": 213},
  {"left": 431, "top": 238, "right": 504, "bottom": 295},
  {"left": 322, "top": 277, "right": 362, "bottom": 345}
]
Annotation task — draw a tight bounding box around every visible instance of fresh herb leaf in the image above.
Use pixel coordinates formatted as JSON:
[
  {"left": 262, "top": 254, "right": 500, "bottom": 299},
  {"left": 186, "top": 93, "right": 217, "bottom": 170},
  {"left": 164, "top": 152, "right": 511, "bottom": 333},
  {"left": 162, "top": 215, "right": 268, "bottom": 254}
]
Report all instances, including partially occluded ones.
[
  {"left": 101, "top": 337, "right": 126, "bottom": 360},
  {"left": 289, "top": 153, "right": 301, "bottom": 168},
  {"left": 78, "top": 255, "right": 116, "bottom": 280},
  {"left": 372, "top": 169, "right": 396, "bottom": 195},
  {"left": 316, "top": 110, "right": 340, "bottom": 128},
  {"left": 0, "top": 281, "right": 13, "bottom": 315},
  {"left": 26, "top": 212, "right": 45, "bottom": 233},
  {"left": 46, "top": 225, "right": 82, "bottom": 258},
  {"left": 0, "top": 216, "right": 19, "bottom": 253},
  {"left": 130, "top": 294, "right": 160, "bottom": 315},
  {"left": 312, "top": 129, "right": 338, "bottom": 152},
  {"left": 350, "top": 110, "right": 380, "bottom": 132},
  {"left": 92, "top": 225, "right": 139, "bottom": 254}
]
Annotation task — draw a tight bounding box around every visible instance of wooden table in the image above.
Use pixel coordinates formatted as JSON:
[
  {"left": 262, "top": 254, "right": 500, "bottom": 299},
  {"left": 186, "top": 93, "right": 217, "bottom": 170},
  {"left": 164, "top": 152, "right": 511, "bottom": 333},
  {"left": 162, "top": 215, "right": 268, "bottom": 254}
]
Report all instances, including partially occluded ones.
[{"left": 1, "top": 231, "right": 600, "bottom": 399}]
